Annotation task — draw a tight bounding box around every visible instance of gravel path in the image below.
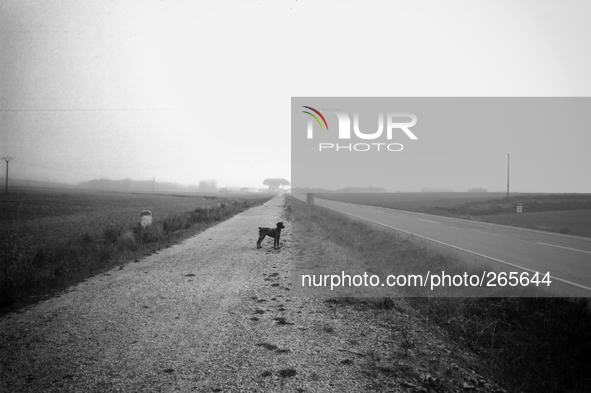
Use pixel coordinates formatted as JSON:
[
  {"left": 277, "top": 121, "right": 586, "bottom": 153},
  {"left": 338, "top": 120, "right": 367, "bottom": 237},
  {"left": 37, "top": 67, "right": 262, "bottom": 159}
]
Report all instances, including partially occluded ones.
[{"left": 0, "top": 195, "right": 500, "bottom": 392}]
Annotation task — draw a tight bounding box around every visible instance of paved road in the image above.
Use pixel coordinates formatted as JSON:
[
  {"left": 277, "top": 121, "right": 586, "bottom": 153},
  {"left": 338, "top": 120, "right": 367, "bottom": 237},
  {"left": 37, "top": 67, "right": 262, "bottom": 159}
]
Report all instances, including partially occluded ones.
[{"left": 295, "top": 194, "right": 591, "bottom": 296}]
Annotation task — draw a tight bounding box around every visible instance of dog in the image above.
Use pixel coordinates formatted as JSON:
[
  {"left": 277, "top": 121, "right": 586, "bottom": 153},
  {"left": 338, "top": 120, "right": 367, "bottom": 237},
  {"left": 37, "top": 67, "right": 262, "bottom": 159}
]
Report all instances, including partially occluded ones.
[{"left": 257, "top": 222, "right": 286, "bottom": 250}]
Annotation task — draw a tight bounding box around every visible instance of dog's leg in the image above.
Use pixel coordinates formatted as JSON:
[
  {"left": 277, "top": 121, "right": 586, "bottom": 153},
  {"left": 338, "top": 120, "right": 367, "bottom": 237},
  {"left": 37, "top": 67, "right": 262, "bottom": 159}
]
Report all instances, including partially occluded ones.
[{"left": 257, "top": 234, "right": 266, "bottom": 249}]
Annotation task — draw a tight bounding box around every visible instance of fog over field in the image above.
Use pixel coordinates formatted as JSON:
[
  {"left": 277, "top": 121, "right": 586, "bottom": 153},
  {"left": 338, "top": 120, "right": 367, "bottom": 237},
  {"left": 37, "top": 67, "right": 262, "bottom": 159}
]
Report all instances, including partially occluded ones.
[{"left": 1, "top": 1, "right": 591, "bottom": 192}]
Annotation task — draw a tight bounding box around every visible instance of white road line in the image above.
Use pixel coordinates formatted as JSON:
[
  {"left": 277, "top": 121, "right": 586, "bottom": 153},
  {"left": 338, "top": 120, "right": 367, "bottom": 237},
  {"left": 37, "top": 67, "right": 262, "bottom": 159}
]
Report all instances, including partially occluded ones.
[
  {"left": 418, "top": 218, "right": 440, "bottom": 224},
  {"left": 331, "top": 208, "right": 591, "bottom": 293},
  {"left": 537, "top": 242, "right": 591, "bottom": 255}
]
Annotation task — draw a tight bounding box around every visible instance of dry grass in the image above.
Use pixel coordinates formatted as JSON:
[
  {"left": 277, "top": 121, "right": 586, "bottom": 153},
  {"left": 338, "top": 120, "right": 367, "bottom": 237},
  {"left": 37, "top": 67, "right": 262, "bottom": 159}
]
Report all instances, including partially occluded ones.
[
  {"left": 290, "top": 197, "right": 519, "bottom": 297},
  {"left": 0, "top": 189, "right": 267, "bottom": 257},
  {"left": 0, "top": 190, "right": 271, "bottom": 311}
]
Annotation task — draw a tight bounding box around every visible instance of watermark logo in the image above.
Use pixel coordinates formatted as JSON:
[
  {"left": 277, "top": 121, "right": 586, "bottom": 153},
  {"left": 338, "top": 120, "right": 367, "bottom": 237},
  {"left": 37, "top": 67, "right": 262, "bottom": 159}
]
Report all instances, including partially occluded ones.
[
  {"left": 302, "top": 106, "right": 329, "bottom": 137},
  {"left": 302, "top": 106, "right": 418, "bottom": 152}
]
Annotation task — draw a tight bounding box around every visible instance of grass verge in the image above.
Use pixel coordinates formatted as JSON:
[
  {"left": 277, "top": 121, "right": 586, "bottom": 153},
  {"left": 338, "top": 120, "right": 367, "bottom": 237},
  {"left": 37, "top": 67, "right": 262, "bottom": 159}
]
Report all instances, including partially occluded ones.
[
  {"left": 0, "top": 197, "right": 271, "bottom": 313},
  {"left": 288, "top": 195, "right": 591, "bottom": 393}
]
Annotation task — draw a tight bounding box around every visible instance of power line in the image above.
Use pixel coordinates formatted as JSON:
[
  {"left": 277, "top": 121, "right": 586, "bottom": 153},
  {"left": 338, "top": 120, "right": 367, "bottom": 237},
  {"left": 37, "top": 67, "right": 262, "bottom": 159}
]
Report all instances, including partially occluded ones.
[
  {"left": 2, "top": 157, "right": 12, "bottom": 194},
  {"left": 507, "top": 153, "right": 510, "bottom": 199}
]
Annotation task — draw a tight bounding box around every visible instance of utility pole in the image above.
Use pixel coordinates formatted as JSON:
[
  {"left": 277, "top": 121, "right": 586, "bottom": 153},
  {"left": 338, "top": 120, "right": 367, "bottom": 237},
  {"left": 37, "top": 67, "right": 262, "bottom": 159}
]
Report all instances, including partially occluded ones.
[
  {"left": 506, "top": 153, "right": 510, "bottom": 199},
  {"left": 2, "top": 157, "right": 12, "bottom": 194},
  {"left": 152, "top": 177, "right": 155, "bottom": 194}
]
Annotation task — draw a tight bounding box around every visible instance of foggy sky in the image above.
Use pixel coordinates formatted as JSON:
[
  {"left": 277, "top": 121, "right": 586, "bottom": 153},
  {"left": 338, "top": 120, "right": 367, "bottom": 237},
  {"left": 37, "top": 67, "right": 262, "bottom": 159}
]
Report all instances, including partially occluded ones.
[{"left": 1, "top": 0, "right": 591, "bottom": 192}]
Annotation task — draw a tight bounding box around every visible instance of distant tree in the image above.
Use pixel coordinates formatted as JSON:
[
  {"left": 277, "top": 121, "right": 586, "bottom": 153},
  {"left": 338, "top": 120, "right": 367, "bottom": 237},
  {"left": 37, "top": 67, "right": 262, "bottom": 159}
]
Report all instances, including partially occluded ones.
[
  {"left": 199, "top": 180, "right": 217, "bottom": 192},
  {"left": 263, "top": 178, "right": 291, "bottom": 192},
  {"left": 421, "top": 187, "right": 454, "bottom": 193},
  {"left": 121, "top": 178, "right": 132, "bottom": 190},
  {"left": 80, "top": 177, "right": 187, "bottom": 192}
]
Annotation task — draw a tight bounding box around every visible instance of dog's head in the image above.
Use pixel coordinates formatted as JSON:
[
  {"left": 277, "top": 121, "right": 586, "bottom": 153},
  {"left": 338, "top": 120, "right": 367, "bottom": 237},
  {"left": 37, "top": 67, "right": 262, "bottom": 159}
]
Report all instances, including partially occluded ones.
[{"left": 276, "top": 222, "right": 286, "bottom": 229}]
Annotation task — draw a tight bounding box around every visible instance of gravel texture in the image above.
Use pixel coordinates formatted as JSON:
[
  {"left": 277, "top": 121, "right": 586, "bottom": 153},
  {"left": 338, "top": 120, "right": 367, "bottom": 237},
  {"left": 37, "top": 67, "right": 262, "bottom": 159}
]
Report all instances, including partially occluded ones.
[{"left": 0, "top": 195, "right": 503, "bottom": 392}]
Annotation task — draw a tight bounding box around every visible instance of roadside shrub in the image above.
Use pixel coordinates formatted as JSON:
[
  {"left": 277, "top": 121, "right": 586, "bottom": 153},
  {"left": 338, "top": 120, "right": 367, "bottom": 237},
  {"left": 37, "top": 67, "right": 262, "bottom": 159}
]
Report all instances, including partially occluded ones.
[
  {"left": 0, "top": 233, "right": 33, "bottom": 306},
  {"left": 140, "top": 224, "right": 164, "bottom": 243},
  {"left": 99, "top": 244, "right": 118, "bottom": 262},
  {"left": 412, "top": 297, "right": 591, "bottom": 392},
  {"left": 103, "top": 225, "right": 124, "bottom": 244},
  {"left": 162, "top": 215, "right": 190, "bottom": 233},
  {"left": 117, "top": 230, "right": 137, "bottom": 251},
  {"left": 80, "top": 232, "right": 94, "bottom": 244}
]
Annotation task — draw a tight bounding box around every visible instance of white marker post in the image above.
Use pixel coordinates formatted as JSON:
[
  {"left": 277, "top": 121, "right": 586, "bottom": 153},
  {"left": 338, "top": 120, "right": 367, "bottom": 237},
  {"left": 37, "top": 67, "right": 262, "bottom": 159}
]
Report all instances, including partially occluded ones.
[{"left": 140, "top": 210, "right": 153, "bottom": 227}]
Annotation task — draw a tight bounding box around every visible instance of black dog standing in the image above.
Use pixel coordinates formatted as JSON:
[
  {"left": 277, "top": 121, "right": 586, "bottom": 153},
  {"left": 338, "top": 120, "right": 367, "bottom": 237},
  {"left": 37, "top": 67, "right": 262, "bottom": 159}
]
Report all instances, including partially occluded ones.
[{"left": 257, "top": 222, "right": 286, "bottom": 250}]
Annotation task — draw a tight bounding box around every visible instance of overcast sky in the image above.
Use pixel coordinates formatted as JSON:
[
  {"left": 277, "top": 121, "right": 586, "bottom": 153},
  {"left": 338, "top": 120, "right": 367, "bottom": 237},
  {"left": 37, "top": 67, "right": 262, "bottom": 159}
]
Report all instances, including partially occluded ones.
[{"left": 1, "top": 0, "right": 590, "bottom": 191}]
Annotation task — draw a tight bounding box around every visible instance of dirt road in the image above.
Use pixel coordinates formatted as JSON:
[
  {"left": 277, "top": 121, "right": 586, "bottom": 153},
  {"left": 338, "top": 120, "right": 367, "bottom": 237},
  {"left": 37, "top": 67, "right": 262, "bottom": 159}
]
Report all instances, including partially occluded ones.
[{"left": 0, "top": 195, "right": 500, "bottom": 392}]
